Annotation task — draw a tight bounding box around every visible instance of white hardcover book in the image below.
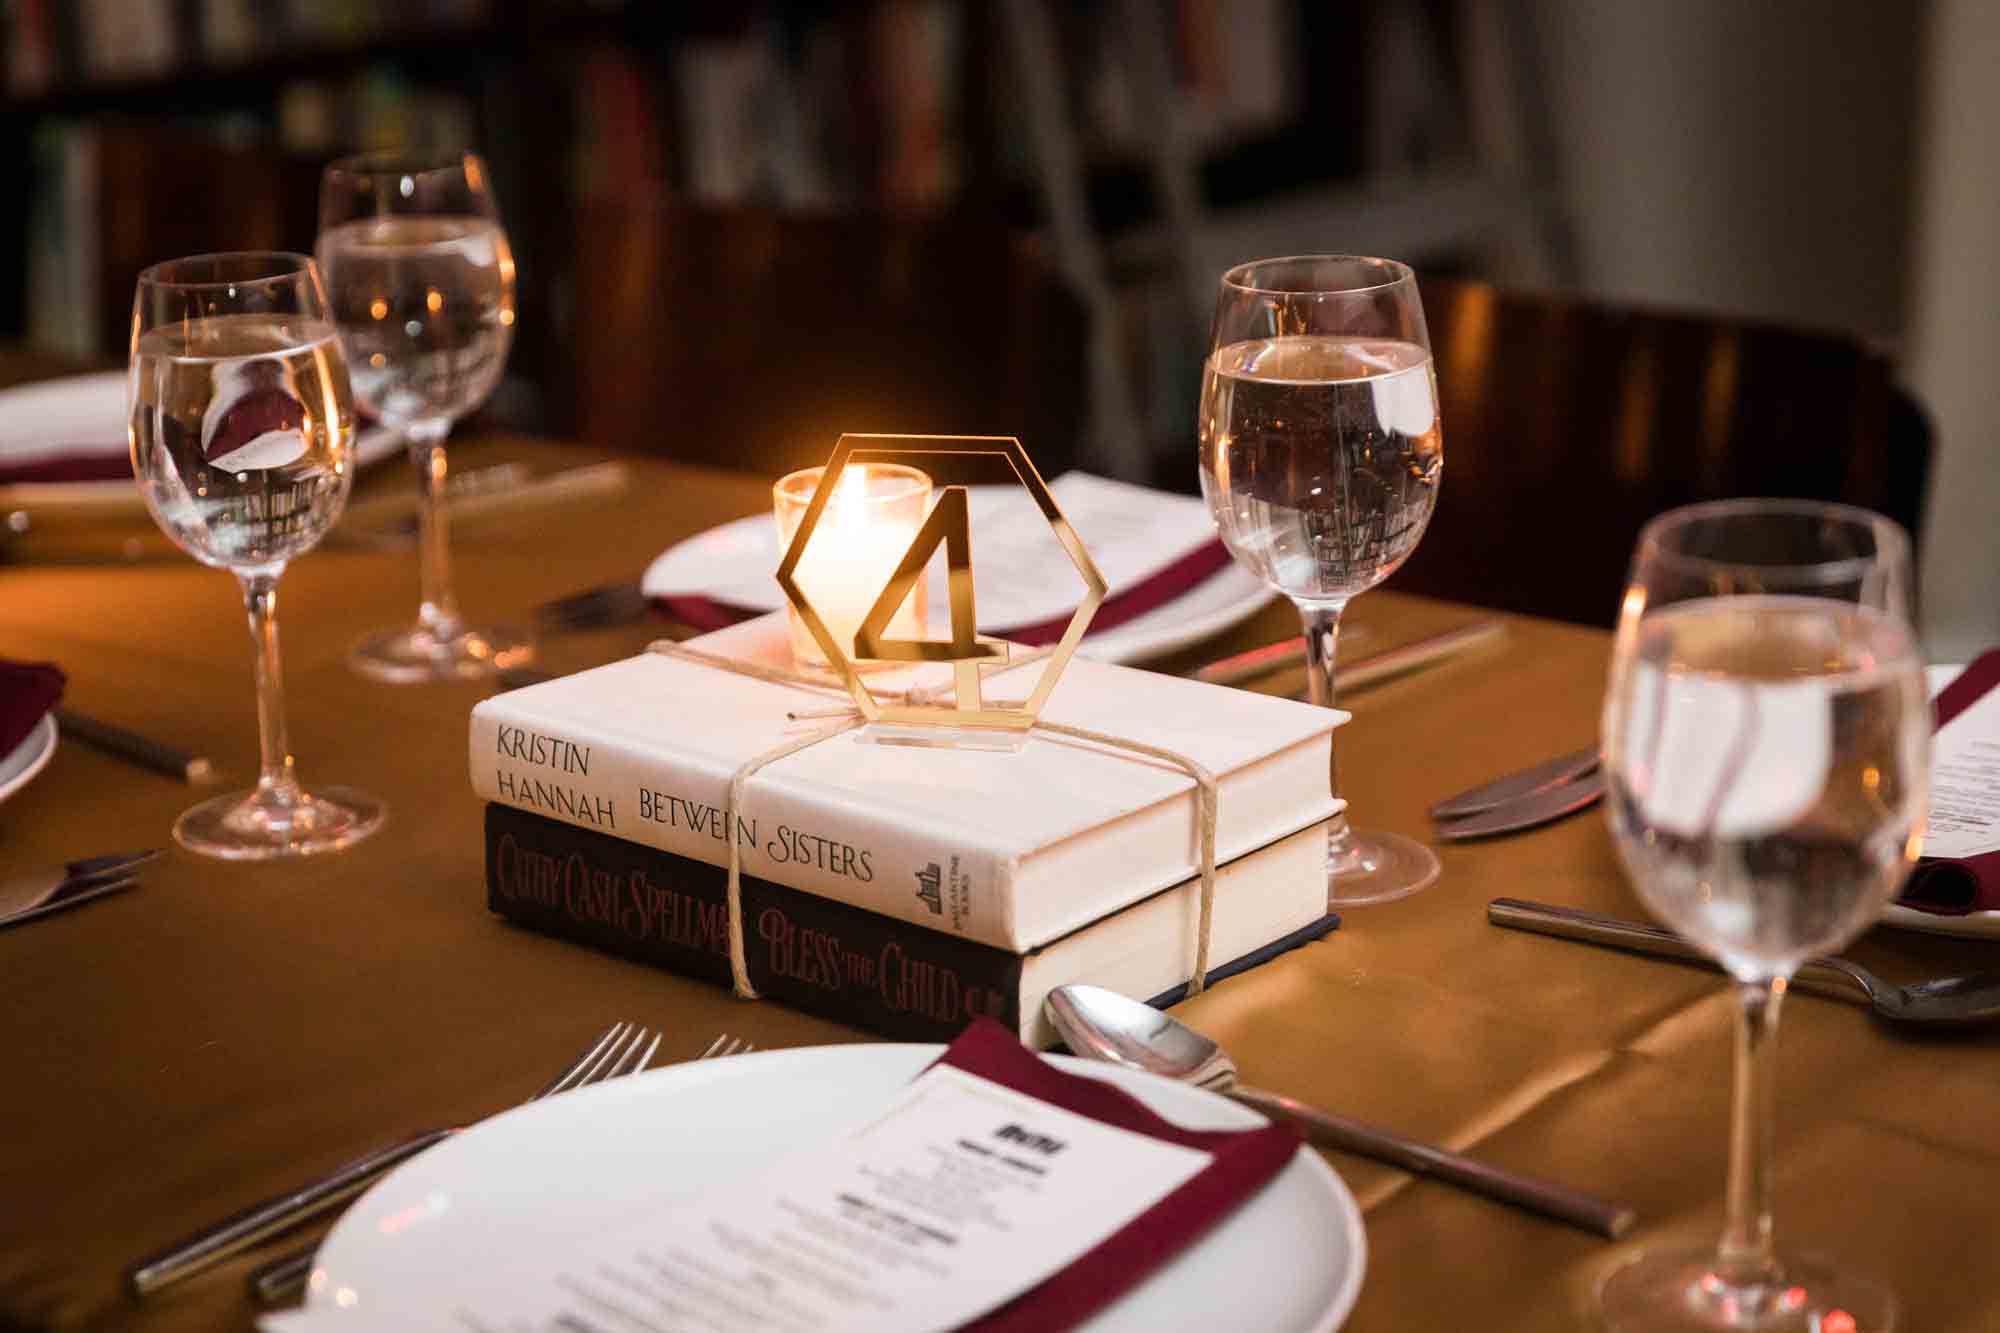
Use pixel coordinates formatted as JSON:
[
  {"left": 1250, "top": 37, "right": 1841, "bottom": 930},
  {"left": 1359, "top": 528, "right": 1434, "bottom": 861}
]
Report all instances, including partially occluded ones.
[{"left": 469, "top": 613, "right": 1342, "bottom": 951}]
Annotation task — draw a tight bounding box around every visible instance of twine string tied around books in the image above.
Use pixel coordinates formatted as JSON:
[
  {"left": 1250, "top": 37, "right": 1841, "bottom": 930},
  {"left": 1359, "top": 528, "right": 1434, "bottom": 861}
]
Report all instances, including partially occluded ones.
[{"left": 649, "top": 641, "right": 1221, "bottom": 1002}]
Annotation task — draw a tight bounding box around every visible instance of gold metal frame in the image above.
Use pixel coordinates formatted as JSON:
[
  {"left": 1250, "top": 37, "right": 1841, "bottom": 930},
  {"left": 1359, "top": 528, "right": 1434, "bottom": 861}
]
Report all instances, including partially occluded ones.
[{"left": 774, "top": 434, "right": 1107, "bottom": 732}]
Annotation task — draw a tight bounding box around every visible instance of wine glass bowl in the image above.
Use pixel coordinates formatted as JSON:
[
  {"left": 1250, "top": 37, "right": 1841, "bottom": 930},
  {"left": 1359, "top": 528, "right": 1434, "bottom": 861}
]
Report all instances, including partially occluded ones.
[
  {"left": 1597, "top": 499, "right": 1925, "bottom": 1332},
  {"left": 1198, "top": 255, "right": 1444, "bottom": 905},
  {"left": 132, "top": 254, "right": 355, "bottom": 573},
  {"left": 129, "top": 252, "right": 385, "bottom": 859},
  {"left": 316, "top": 150, "right": 527, "bottom": 683}
]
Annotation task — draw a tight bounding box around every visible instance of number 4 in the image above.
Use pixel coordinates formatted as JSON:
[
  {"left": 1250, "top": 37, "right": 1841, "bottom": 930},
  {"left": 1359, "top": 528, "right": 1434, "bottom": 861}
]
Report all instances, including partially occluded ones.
[{"left": 854, "top": 485, "right": 1004, "bottom": 711}]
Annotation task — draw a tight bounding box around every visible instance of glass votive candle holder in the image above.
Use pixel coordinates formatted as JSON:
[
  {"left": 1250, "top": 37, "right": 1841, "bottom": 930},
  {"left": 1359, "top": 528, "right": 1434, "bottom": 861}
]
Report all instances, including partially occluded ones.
[{"left": 774, "top": 462, "right": 932, "bottom": 669}]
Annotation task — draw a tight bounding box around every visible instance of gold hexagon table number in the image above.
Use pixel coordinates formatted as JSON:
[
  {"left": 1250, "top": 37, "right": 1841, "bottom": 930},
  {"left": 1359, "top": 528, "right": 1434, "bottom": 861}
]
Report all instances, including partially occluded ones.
[{"left": 775, "top": 434, "right": 1108, "bottom": 752}]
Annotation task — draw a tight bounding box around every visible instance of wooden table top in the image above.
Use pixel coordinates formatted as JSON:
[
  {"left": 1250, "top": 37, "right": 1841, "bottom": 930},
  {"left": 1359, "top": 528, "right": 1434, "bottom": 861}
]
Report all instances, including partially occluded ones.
[{"left": 1, "top": 433, "right": 1993, "bottom": 1332}]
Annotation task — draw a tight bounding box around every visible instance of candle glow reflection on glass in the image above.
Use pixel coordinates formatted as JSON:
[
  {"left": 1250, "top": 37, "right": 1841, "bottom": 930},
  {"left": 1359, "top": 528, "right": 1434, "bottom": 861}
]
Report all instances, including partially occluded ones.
[{"left": 773, "top": 462, "right": 932, "bottom": 668}]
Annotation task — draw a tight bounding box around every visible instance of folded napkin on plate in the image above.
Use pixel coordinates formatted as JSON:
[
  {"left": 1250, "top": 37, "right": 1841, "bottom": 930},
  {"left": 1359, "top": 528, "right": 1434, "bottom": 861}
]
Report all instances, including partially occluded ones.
[
  {"left": 1899, "top": 648, "right": 2000, "bottom": 915},
  {"left": 0, "top": 451, "right": 135, "bottom": 485},
  {"left": 939, "top": 1017, "right": 1299, "bottom": 1333},
  {"left": 0, "top": 659, "right": 64, "bottom": 755},
  {"left": 0, "top": 371, "right": 134, "bottom": 485},
  {"left": 0, "top": 370, "right": 398, "bottom": 487},
  {"left": 655, "top": 539, "right": 1236, "bottom": 646}
]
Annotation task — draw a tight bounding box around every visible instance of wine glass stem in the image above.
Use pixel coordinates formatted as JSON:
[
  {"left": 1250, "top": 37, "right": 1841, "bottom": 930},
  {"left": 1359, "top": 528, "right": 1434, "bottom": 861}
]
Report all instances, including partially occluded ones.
[
  {"left": 1296, "top": 599, "right": 1357, "bottom": 862},
  {"left": 409, "top": 418, "right": 463, "bottom": 643},
  {"left": 1718, "top": 977, "right": 1785, "bottom": 1288},
  {"left": 239, "top": 571, "right": 301, "bottom": 809}
]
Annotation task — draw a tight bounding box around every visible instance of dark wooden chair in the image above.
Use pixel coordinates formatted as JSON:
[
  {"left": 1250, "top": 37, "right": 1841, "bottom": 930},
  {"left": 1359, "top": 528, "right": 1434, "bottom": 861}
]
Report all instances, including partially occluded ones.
[
  {"left": 1155, "top": 277, "right": 1930, "bottom": 628},
  {"left": 560, "top": 196, "right": 1089, "bottom": 481}
]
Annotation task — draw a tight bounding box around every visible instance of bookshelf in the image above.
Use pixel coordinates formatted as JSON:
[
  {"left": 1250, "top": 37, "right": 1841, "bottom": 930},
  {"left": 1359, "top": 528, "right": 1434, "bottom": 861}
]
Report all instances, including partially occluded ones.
[{"left": 3, "top": 1, "right": 1554, "bottom": 474}]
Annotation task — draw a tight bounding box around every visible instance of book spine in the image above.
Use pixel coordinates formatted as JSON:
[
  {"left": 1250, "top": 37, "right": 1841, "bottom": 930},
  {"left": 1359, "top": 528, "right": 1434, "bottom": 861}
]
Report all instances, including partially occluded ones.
[
  {"left": 468, "top": 707, "right": 1020, "bottom": 947},
  {"left": 486, "top": 804, "right": 1025, "bottom": 1043}
]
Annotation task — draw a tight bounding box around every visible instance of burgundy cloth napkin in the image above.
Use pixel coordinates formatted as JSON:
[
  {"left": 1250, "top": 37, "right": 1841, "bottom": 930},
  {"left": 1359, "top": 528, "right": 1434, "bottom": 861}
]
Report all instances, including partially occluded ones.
[
  {"left": 0, "top": 450, "right": 134, "bottom": 485},
  {"left": 932, "top": 1017, "right": 1300, "bottom": 1333},
  {"left": 1898, "top": 648, "right": 2000, "bottom": 915},
  {"left": 0, "top": 659, "right": 64, "bottom": 756},
  {"left": 652, "top": 539, "right": 1237, "bottom": 646}
]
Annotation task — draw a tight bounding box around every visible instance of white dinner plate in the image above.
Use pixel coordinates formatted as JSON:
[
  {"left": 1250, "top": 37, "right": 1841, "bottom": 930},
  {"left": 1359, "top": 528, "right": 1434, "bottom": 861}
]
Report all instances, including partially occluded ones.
[
  {"left": 0, "top": 371, "right": 402, "bottom": 515},
  {"left": 1072, "top": 560, "right": 1277, "bottom": 664},
  {"left": 1878, "top": 664, "right": 1996, "bottom": 938},
  {"left": 639, "top": 509, "right": 1276, "bottom": 666},
  {"left": 0, "top": 714, "right": 58, "bottom": 806},
  {"left": 308, "top": 1044, "right": 1367, "bottom": 1332}
]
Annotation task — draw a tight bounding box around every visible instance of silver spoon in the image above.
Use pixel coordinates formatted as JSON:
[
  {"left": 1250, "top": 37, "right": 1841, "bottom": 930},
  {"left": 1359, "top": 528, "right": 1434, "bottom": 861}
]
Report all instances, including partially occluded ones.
[
  {"left": 1044, "top": 984, "right": 1635, "bottom": 1238},
  {"left": 0, "top": 850, "right": 157, "bottom": 925},
  {"left": 1489, "top": 898, "right": 2000, "bottom": 1029}
]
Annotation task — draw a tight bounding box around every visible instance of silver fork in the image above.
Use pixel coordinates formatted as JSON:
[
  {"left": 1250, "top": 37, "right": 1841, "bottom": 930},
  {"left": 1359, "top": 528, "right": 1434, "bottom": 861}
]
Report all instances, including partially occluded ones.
[
  {"left": 129, "top": 1021, "right": 662, "bottom": 1297},
  {"left": 248, "top": 1033, "right": 756, "bottom": 1307}
]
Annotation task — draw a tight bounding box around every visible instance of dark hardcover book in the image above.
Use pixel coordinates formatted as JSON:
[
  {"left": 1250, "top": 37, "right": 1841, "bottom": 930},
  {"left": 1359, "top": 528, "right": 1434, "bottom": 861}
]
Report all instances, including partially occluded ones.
[{"left": 486, "top": 803, "right": 1338, "bottom": 1044}]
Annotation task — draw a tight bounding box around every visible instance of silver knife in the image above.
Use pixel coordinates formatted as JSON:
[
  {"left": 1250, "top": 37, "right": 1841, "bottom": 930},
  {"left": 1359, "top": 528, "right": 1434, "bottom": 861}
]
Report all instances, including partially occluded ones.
[
  {"left": 1430, "top": 747, "right": 1600, "bottom": 819},
  {"left": 1435, "top": 770, "right": 1605, "bottom": 840}
]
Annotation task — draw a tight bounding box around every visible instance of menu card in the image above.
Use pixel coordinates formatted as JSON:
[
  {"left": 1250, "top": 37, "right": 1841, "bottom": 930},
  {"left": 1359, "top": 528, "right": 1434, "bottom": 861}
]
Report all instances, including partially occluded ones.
[
  {"left": 1903, "top": 650, "right": 2000, "bottom": 914},
  {"left": 264, "top": 1021, "right": 1298, "bottom": 1332}
]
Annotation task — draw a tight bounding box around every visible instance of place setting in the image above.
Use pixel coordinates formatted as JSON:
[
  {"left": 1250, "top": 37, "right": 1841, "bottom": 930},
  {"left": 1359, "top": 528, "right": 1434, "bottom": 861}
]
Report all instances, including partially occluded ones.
[
  {"left": 0, "top": 656, "right": 174, "bottom": 929},
  {"left": 630, "top": 468, "right": 1268, "bottom": 661},
  {"left": 0, "top": 142, "right": 1990, "bottom": 1332}
]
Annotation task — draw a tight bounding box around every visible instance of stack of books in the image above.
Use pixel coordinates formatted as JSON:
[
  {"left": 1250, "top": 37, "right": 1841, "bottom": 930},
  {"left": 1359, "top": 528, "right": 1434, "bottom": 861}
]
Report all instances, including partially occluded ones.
[{"left": 470, "top": 615, "right": 1342, "bottom": 1045}]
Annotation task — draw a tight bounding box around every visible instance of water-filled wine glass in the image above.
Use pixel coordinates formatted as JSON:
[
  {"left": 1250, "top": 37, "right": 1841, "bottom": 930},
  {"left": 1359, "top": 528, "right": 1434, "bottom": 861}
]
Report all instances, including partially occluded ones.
[
  {"left": 129, "top": 252, "right": 386, "bottom": 859},
  {"left": 317, "top": 150, "right": 527, "bottom": 682},
  {"left": 1598, "top": 500, "right": 1927, "bottom": 1332},
  {"left": 1198, "top": 255, "right": 1444, "bottom": 905}
]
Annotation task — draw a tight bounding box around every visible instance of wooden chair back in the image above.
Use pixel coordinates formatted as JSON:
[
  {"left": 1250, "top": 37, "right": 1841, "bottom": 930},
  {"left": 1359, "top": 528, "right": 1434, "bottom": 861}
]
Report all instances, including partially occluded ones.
[{"left": 563, "top": 197, "right": 1088, "bottom": 481}]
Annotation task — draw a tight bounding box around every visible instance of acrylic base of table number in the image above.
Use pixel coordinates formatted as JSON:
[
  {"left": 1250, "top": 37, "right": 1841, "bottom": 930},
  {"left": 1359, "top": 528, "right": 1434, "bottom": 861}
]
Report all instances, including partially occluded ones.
[
  {"left": 853, "top": 651, "right": 1041, "bottom": 754},
  {"left": 857, "top": 719, "right": 1030, "bottom": 753}
]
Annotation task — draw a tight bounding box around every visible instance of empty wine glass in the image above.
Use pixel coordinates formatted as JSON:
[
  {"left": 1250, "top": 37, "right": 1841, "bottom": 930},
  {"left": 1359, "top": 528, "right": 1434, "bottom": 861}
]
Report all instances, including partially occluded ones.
[
  {"left": 317, "top": 150, "right": 527, "bottom": 682},
  {"left": 129, "top": 252, "right": 386, "bottom": 859},
  {"left": 1198, "top": 255, "right": 1444, "bottom": 905},
  {"left": 1598, "top": 500, "right": 1927, "bottom": 1332}
]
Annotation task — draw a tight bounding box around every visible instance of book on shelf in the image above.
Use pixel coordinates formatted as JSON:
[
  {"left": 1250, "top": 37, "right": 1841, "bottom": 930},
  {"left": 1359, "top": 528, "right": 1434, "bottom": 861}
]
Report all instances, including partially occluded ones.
[
  {"left": 468, "top": 612, "right": 1343, "bottom": 952},
  {"left": 487, "top": 803, "right": 1337, "bottom": 1046},
  {"left": 78, "top": 0, "right": 177, "bottom": 82},
  {"left": 25, "top": 122, "right": 100, "bottom": 362},
  {"left": 6, "top": 0, "right": 59, "bottom": 97}
]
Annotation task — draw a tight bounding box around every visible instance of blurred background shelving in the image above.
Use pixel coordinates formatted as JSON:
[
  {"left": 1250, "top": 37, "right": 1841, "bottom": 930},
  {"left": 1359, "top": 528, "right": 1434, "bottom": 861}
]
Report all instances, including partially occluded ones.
[
  {"left": 4, "top": 0, "right": 1994, "bottom": 650},
  {"left": 0, "top": 0, "right": 1561, "bottom": 469}
]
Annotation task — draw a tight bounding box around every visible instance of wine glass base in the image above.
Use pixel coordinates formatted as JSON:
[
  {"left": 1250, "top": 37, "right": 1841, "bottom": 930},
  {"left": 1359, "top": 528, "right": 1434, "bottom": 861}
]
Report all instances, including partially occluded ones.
[
  {"left": 1327, "top": 827, "right": 1440, "bottom": 906},
  {"left": 1599, "top": 1247, "right": 1896, "bottom": 1332},
  {"left": 174, "top": 785, "right": 386, "bottom": 861},
  {"left": 349, "top": 623, "right": 534, "bottom": 684}
]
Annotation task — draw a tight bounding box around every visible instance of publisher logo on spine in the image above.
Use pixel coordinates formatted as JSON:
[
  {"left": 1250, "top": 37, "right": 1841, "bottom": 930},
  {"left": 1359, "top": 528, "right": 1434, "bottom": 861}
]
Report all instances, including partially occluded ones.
[{"left": 914, "top": 862, "right": 943, "bottom": 915}]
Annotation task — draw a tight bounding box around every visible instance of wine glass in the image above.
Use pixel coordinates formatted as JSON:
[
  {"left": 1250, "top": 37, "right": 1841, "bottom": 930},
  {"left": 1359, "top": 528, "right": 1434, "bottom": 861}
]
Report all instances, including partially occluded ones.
[
  {"left": 1198, "top": 255, "right": 1444, "bottom": 905},
  {"left": 1597, "top": 500, "right": 1927, "bottom": 1332},
  {"left": 316, "top": 150, "right": 528, "bottom": 682},
  {"left": 129, "top": 252, "right": 386, "bottom": 859}
]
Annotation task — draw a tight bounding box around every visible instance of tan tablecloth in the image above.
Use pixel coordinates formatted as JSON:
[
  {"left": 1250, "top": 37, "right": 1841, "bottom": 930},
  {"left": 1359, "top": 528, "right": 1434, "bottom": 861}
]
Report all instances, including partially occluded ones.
[{"left": 2, "top": 436, "right": 1994, "bottom": 1332}]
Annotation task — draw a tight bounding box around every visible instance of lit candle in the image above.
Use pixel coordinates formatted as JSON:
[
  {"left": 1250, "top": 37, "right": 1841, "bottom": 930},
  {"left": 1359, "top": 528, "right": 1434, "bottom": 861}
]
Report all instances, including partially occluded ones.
[{"left": 774, "top": 463, "right": 932, "bottom": 668}]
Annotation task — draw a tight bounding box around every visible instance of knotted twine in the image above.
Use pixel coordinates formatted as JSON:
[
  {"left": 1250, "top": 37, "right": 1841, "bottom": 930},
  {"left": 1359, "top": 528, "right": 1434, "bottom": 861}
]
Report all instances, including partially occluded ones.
[{"left": 647, "top": 641, "right": 1222, "bottom": 1002}]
